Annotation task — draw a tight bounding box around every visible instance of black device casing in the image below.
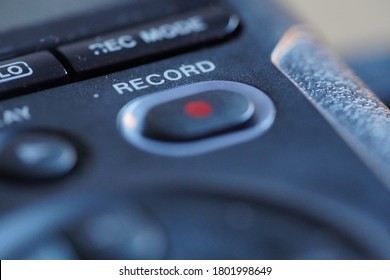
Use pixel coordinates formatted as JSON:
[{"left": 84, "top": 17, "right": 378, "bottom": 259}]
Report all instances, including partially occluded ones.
[{"left": 0, "top": 0, "right": 390, "bottom": 259}]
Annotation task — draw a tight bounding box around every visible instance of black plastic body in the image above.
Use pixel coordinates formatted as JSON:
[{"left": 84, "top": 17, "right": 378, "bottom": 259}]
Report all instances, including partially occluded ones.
[{"left": 0, "top": 0, "right": 390, "bottom": 259}]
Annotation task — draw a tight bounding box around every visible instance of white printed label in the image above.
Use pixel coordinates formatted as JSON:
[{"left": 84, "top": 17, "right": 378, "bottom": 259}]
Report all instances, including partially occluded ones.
[
  {"left": 0, "top": 62, "right": 33, "bottom": 83},
  {"left": 88, "top": 16, "right": 207, "bottom": 56},
  {"left": 139, "top": 16, "right": 207, "bottom": 43},
  {"left": 88, "top": 35, "right": 137, "bottom": 55},
  {"left": 112, "top": 60, "right": 216, "bottom": 94},
  {"left": 0, "top": 106, "right": 31, "bottom": 127}
]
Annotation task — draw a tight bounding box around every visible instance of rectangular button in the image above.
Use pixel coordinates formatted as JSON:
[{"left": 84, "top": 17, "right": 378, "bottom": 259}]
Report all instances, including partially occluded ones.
[
  {"left": 0, "top": 52, "right": 68, "bottom": 98},
  {"left": 57, "top": 7, "right": 239, "bottom": 77}
]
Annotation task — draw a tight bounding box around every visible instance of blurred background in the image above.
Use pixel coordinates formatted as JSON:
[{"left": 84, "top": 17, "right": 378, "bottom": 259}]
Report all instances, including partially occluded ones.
[
  {"left": 277, "top": 0, "right": 390, "bottom": 55},
  {"left": 277, "top": 0, "right": 390, "bottom": 104}
]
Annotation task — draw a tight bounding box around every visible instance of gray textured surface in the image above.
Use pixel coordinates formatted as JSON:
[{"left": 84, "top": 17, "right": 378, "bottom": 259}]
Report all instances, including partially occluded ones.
[{"left": 272, "top": 27, "right": 390, "bottom": 187}]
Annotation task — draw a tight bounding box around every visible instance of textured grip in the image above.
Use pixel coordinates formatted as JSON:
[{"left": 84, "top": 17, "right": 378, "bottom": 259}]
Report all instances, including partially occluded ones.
[{"left": 272, "top": 26, "right": 390, "bottom": 188}]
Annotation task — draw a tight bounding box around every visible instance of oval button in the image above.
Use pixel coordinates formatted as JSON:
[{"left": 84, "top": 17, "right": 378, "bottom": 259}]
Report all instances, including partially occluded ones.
[
  {"left": 143, "top": 90, "right": 255, "bottom": 141},
  {"left": 118, "top": 81, "right": 276, "bottom": 156},
  {"left": 0, "top": 130, "right": 78, "bottom": 180}
]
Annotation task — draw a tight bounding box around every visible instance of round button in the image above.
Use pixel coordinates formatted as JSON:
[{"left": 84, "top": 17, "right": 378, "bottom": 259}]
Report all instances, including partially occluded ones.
[{"left": 0, "top": 130, "right": 78, "bottom": 180}]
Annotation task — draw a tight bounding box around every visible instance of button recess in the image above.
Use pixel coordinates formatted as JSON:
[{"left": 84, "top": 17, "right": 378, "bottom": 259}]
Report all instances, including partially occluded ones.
[
  {"left": 118, "top": 81, "right": 276, "bottom": 156},
  {"left": 57, "top": 7, "right": 240, "bottom": 77},
  {"left": 0, "top": 131, "right": 78, "bottom": 180},
  {"left": 144, "top": 90, "right": 254, "bottom": 141},
  {"left": 0, "top": 51, "right": 68, "bottom": 97}
]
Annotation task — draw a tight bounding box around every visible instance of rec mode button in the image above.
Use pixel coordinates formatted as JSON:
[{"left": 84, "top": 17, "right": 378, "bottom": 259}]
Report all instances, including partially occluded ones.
[
  {"left": 57, "top": 7, "right": 239, "bottom": 77},
  {"left": 143, "top": 90, "right": 255, "bottom": 141}
]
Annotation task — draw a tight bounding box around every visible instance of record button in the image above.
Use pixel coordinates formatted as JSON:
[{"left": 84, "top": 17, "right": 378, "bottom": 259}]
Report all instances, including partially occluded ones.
[{"left": 143, "top": 90, "right": 254, "bottom": 141}]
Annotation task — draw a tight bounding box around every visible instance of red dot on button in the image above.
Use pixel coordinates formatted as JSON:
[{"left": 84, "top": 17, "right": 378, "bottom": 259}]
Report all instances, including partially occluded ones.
[{"left": 184, "top": 101, "right": 213, "bottom": 118}]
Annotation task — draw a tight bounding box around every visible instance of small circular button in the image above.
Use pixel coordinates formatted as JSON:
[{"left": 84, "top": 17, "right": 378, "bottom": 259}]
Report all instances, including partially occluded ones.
[{"left": 0, "top": 130, "right": 78, "bottom": 180}]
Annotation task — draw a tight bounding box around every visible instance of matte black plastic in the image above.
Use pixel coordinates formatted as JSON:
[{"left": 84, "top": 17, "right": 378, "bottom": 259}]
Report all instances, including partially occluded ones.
[
  {"left": 0, "top": 0, "right": 389, "bottom": 260},
  {"left": 0, "top": 52, "right": 68, "bottom": 97}
]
